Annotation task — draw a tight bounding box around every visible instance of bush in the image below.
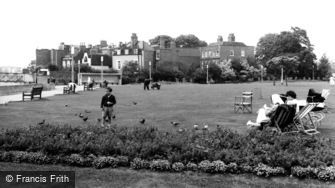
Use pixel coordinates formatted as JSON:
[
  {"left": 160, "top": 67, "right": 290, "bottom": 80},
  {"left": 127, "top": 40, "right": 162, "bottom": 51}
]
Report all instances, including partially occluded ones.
[
  {"left": 93, "top": 156, "right": 119, "bottom": 169},
  {"left": 198, "top": 160, "right": 215, "bottom": 173},
  {"left": 186, "top": 162, "right": 198, "bottom": 171},
  {"left": 172, "top": 162, "right": 185, "bottom": 172},
  {"left": 150, "top": 159, "right": 171, "bottom": 171},
  {"left": 317, "top": 166, "right": 335, "bottom": 181},
  {"left": 130, "top": 158, "right": 150, "bottom": 170},
  {"left": 254, "top": 163, "right": 286, "bottom": 177},
  {"left": 291, "top": 166, "right": 318, "bottom": 179}
]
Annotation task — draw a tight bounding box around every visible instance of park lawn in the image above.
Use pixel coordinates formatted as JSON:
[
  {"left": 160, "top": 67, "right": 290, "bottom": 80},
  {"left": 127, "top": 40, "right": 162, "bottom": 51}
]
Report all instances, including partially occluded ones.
[
  {"left": 0, "top": 81, "right": 334, "bottom": 137},
  {"left": 0, "top": 162, "right": 333, "bottom": 188}
]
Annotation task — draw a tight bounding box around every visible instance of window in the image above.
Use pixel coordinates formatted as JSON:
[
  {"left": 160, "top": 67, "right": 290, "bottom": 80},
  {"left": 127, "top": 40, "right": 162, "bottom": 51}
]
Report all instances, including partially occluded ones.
[
  {"left": 230, "top": 50, "right": 234, "bottom": 56},
  {"left": 134, "top": 49, "right": 138, "bottom": 54},
  {"left": 216, "top": 50, "right": 220, "bottom": 57},
  {"left": 205, "top": 51, "right": 208, "bottom": 58},
  {"left": 202, "top": 51, "right": 205, "bottom": 58},
  {"left": 118, "top": 61, "right": 121, "bottom": 69},
  {"left": 117, "top": 50, "right": 121, "bottom": 55},
  {"left": 241, "top": 50, "right": 245, "bottom": 57},
  {"left": 125, "top": 49, "right": 129, "bottom": 55}
]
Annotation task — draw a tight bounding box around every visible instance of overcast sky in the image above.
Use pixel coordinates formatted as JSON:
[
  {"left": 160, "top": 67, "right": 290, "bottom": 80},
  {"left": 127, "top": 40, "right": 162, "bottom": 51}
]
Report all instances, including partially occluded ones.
[{"left": 0, "top": 0, "right": 334, "bottom": 68}]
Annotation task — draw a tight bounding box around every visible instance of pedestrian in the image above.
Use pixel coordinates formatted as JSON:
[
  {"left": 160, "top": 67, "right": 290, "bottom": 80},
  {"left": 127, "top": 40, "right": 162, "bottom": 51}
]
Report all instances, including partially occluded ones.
[
  {"left": 144, "top": 78, "right": 150, "bottom": 90},
  {"left": 100, "top": 87, "right": 116, "bottom": 127}
]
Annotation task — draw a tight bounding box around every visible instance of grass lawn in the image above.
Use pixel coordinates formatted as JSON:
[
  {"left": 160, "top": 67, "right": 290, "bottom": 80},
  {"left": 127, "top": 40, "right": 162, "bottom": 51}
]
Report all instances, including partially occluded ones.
[
  {"left": 0, "top": 81, "right": 334, "bottom": 137},
  {"left": 1, "top": 81, "right": 335, "bottom": 187}
]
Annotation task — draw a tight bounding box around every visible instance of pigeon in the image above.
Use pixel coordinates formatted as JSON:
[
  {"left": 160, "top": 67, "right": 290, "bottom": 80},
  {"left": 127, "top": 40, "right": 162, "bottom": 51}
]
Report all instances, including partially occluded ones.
[
  {"left": 83, "top": 117, "right": 88, "bottom": 121},
  {"left": 38, "top": 119, "right": 45, "bottom": 125},
  {"left": 79, "top": 113, "right": 84, "bottom": 118},
  {"left": 170, "top": 121, "right": 179, "bottom": 126},
  {"left": 193, "top": 124, "right": 199, "bottom": 130},
  {"left": 65, "top": 104, "right": 68, "bottom": 107},
  {"left": 132, "top": 101, "right": 137, "bottom": 105},
  {"left": 139, "top": 118, "right": 145, "bottom": 124},
  {"left": 203, "top": 125, "right": 209, "bottom": 130},
  {"left": 178, "top": 128, "right": 185, "bottom": 133},
  {"left": 84, "top": 110, "right": 91, "bottom": 113},
  {"left": 97, "top": 118, "right": 101, "bottom": 122}
]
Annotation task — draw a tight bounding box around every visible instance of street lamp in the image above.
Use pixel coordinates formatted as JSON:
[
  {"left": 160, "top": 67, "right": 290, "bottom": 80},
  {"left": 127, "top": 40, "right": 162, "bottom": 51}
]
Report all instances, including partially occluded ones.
[
  {"left": 280, "top": 65, "right": 284, "bottom": 85},
  {"left": 206, "top": 64, "right": 209, "bottom": 84},
  {"left": 77, "top": 60, "right": 81, "bottom": 85},
  {"left": 101, "top": 56, "right": 104, "bottom": 84},
  {"left": 149, "top": 61, "right": 152, "bottom": 80},
  {"left": 71, "top": 46, "right": 75, "bottom": 83}
]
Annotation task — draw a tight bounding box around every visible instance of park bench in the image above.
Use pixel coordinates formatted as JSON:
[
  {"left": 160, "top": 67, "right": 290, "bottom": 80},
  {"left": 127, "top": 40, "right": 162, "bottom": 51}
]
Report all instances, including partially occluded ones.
[
  {"left": 84, "top": 83, "right": 94, "bottom": 91},
  {"left": 22, "top": 85, "right": 43, "bottom": 101},
  {"left": 151, "top": 82, "right": 161, "bottom": 90}
]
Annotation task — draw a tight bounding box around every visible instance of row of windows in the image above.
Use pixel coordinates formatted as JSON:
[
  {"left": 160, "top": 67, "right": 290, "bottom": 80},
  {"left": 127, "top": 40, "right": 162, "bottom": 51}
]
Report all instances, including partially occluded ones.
[
  {"left": 114, "top": 49, "right": 140, "bottom": 55},
  {"left": 201, "top": 50, "right": 245, "bottom": 58}
]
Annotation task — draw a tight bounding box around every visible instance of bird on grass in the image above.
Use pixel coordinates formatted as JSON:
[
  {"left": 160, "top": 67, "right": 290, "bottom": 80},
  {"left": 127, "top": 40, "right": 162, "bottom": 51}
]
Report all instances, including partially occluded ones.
[
  {"left": 132, "top": 101, "right": 137, "bottom": 105},
  {"left": 83, "top": 117, "right": 88, "bottom": 121},
  {"left": 97, "top": 118, "right": 101, "bottom": 122},
  {"left": 112, "top": 115, "right": 116, "bottom": 119},
  {"left": 139, "top": 118, "right": 145, "bottom": 124},
  {"left": 193, "top": 124, "right": 199, "bottom": 130},
  {"left": 170, "top": 121, "right": 179, "bottom": 127},
  {"left": 79, "top": 113, "right": 84, "bottom": 118},
  {"left": 38, "top": 120, "right": 45, "bottom": 125},
  {"left": 65, "top": 104, "right": 68, "bottom": 107}
]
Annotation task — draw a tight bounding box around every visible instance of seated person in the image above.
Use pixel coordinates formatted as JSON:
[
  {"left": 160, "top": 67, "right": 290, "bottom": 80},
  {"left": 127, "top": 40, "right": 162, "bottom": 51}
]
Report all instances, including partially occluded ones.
[{"left": 247, "top": 90, "right": 297, "bottom": 128}]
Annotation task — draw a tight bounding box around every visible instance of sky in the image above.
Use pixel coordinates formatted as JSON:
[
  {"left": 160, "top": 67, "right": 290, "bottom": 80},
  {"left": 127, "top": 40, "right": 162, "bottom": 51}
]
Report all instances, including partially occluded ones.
[{"left": 0, "top": 0, "right": 334, "bottom": 68}]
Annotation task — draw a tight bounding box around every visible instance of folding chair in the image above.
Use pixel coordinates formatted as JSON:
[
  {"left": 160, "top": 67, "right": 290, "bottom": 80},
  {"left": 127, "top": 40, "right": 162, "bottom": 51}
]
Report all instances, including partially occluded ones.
[
  {"left": 293, "top": 103, "right": 320, "bottom": 135},
  {"left": 265, "top": 104, "right": 296, "bottom": 133},
  {"left": 234, "top": 92, "right": 253, "bottom": 113}
]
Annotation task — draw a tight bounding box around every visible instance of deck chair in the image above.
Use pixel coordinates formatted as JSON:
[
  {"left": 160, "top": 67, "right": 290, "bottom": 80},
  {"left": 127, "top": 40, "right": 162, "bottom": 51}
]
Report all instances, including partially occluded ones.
[
  {"left": 293, "top": 103, "right": 320, "bottom": 135},
  {"left": 234, "top": 92, "right": 253, "bottom": 113},
  {"left": 265, "top": 104, "right": 296, "bottom": 133}
]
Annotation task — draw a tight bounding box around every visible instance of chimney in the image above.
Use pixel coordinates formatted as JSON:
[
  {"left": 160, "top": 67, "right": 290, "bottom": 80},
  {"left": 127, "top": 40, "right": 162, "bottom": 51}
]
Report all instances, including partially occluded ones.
[
  {"left": 217, "top": 35, "right": 223, "bottom": 42},
  {"left": 131, "top": 33, "right": 138, "bottom": 49},
  {"left": 228, "top": 33, "right": 235, "bottom": 42}
]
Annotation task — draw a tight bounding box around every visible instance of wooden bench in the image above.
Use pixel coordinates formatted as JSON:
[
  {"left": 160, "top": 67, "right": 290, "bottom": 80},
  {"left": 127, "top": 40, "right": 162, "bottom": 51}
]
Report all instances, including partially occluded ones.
[{"left": 22, "top": 86, "right": 43, "bottom": 101}]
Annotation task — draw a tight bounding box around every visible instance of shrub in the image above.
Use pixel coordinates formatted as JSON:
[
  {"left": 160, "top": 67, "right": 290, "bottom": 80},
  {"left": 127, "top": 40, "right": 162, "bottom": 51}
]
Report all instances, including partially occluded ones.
[
  {"left": 227, "top": 162, "right": 238, "bottom": 173},
  {"left": 66, "top": 154, "right": 86, "bottom": 167},
  {"left": 212, "top": 160, "right": 227, "bottom": 173},
  {"left": 150, "top": 159, "right": 171, "bottom": 171},
  {"left": 291, "top": 166, "right": 318, "bottom": 179},
  {"left": 116, "top": 156, "right": 129, "bottom": 167},
  {"left": 130, "top": 158, "right": 150, "bottom": 170},
  {"left": 198, "top": 160, "right": 215, "bottom": 173},
  {"left": 172, "top": 162, "right": 185, "bottom": 172},
  {"left": 93, "top": 156, "right": 119, "bottom": 169},
  {"left": 254, "top": 163, "right": 286, "bottom": 177},
  {"left": 186, "top": 162, "right": 198, "bottom": 171},
  {"left": 317, "top": 166, "right": 335, "bottom": 181}
]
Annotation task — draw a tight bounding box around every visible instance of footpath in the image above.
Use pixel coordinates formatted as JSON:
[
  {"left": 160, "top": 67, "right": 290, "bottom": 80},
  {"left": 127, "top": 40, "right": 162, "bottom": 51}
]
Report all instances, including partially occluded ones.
[{"left": 0, "top": 85, "right": 84, "bottom": 105}]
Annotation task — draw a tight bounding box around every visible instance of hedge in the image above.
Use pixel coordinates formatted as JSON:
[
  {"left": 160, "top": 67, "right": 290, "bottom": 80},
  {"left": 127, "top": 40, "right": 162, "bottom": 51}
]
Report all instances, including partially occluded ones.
[{"left": 0, "top": 124, "right": 335, "bottom": 181}]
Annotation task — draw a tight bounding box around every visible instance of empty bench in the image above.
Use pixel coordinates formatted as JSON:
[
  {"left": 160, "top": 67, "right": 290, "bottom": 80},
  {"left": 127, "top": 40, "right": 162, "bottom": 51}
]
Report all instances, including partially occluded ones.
[{"left": 22, "top": 86, "right": 43, "bottom": 101}]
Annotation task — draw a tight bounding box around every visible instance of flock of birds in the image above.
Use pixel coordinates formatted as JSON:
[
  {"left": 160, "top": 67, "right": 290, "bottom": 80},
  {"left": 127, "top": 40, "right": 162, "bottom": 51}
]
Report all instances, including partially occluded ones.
[{"left": 37, "top": 100, "right": 214, "bottom": 132}]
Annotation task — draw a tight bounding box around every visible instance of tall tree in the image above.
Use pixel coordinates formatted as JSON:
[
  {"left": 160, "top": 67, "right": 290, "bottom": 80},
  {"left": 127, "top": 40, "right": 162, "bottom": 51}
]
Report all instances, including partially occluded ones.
[
  {"left": 318, "top": 54, "right": 332, "bottom": 80},
  {"left": 149, "top": 35, "right": 174, "bottom": 46},
  {"left": 175, "top": 34, "right": 207, "bottom": 48}
]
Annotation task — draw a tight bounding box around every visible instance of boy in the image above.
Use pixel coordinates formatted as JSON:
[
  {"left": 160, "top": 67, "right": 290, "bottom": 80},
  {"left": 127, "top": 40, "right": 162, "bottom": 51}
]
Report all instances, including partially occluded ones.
[{"left": 100, "top": 87, "right": 116, "bottom": 126}]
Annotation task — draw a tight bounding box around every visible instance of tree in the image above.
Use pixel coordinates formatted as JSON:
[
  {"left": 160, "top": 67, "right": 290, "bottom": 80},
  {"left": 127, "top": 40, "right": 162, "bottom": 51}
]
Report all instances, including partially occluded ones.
[
  {"left": 318, "top": 54, "right": 332, "bottom": 80},
  {"left": 256, "top": 27, "right": 316, "bottom": 80},
  {"left": 192, "top": 68, "right": 207, "bottom": 83},
  {"left": 122, "top": 61, "right": 140, "bottom": 84},
  {"left": 175, "top": 34, "right": 207, "bottom": 48},
  {"left": 48, "top": 64, "right": 59, "bottom": 71},
  {"left": 208, "top": 63, "right": 222, "bottom": 82},
  {"left": 149, "top": 35, "right": 174, "bottom": 46},
  {"left": 266, "top": 55, "right": 299, "bottom": 85}
]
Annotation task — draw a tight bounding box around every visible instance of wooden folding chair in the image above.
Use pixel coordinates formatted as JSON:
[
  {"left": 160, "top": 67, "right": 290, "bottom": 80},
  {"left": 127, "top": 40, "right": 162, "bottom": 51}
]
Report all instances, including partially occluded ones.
[
  {"left": 293, "top": 103, "right": 320, "bottom": 135},
  {"left": 265, "top": 104, "right": 296, "bottom": 133},
  {"left": 234, "top": 92, "right": 253, "bottom": 113}
]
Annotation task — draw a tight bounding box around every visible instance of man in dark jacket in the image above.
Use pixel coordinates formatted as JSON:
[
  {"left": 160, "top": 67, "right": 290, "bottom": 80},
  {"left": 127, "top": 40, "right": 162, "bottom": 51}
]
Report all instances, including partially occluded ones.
[
  {"left": 144, "top": 78, "right": 150, "bottom": 90},
  {"left": 100, "top": 87, "right": 116, "bottom": 126}
]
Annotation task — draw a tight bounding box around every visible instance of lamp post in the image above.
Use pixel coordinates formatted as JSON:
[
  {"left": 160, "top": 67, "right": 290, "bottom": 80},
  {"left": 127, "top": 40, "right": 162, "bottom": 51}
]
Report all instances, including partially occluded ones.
[
  {"left": 149, "top": 61, "right": 152, "bottom": 80},
  {"left": 312, "top": 64, "right": 315, "bottom": 81},
  {"left": 77, "top": 60, "right": 81, "bottom": 85},
  {"left": 280, "top": 65, "right": 284, "bottom": 85},
  {"left": 71, "top": 46, "right": 75, "bottom": 83},
  {"left": 206, "top": 64, "right": 209, "bottom": 84},
  {"left": 101, "top": 56, "right": 104, "bottom": 84},
  {"left": 260, "top": 65, "right": 263, "bottom": 83}
]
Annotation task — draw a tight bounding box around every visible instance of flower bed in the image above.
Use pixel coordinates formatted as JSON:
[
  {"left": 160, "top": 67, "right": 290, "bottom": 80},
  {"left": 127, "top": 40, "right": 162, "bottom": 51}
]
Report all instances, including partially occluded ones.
[{"left": 0, "top": 124, "right": 335, "bottom": 181}]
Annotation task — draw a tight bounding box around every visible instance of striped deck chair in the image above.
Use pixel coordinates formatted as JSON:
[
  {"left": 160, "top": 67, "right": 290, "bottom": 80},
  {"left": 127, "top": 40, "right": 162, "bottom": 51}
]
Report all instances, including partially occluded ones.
[
  {"left": 267, "top": 104, "right": 296, "bottom": 133},
  {"left": 293, "top": 102, "right": 320, "bottom": 135}
]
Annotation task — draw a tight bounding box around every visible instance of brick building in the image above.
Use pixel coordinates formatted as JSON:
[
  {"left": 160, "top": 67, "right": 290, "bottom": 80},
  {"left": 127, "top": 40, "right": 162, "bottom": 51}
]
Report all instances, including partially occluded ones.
[
  {"left": 154, "top": 36, "right": 200, "bottom": 71},
  {"left": 36, "top": 49, "right": 51, "bottom": 68},
  {"left": 199, "top": 34, "right": 255, "bottom": 68},
  {"left": 112, "top": 33, "right": 155, "bottom": 71}
]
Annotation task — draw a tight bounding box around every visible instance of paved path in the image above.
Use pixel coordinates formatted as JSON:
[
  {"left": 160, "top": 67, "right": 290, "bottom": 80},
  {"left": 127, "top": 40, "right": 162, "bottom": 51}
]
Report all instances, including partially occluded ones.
[{"left": 0, "top": 85, "right": 84, "bottom": 104}]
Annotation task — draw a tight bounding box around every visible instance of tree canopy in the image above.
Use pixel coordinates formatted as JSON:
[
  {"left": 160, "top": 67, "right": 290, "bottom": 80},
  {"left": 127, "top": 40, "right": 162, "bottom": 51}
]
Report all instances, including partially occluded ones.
[{"left": 175, "top": 34, "right": 207, "bottom": 48}]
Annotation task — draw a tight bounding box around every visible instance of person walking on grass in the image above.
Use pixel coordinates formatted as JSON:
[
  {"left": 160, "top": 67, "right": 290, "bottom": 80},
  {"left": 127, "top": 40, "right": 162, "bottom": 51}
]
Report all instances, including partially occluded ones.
[
  {"left": 100, "top": 87, "right": 116, "bottom": 127},
  {"left": 144, "top": 78, "right": 150, "bottom": 90}
]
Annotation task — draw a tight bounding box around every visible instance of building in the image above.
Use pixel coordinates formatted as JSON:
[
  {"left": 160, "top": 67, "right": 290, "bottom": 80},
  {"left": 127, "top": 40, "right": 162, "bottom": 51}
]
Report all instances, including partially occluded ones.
[
  {"left": 199, "top": 34, "right": 255, "bottom": 68},
  {"left": 154, "top": 36, "right": 201, "bottom": 71},
  {"left": 36, "top": 49, "right": 51, "bottom": 68},
  {"left": 112, "top": 33, "right": 155, "bottom": 71}
]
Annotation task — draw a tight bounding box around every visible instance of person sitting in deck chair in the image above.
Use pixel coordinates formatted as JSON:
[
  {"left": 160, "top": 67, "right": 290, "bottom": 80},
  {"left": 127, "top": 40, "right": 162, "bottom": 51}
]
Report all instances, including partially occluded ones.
[{"left": 247, "top": 90, "right": 297, "bottom": 128}]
